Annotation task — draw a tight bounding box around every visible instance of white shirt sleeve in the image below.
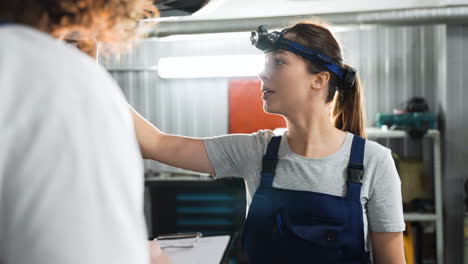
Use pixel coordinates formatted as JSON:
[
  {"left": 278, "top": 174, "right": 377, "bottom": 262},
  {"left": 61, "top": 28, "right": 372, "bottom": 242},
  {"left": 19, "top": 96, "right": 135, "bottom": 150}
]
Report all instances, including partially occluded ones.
[
  {"left": 203, "top": 130, "right": 272, "bottom": 178},
  {"left": 0, "top": 26, "right": 149, "bottom": 264},
  {"left": 366, "top": 149, "right": 406, "bottom": 232}
]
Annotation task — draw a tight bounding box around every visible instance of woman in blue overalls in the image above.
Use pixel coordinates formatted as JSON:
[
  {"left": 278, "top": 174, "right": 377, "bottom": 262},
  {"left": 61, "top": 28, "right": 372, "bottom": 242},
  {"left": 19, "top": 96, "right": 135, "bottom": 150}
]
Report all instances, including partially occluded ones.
[{"left": 132, "top": 21, "right": 406, "bottom": 263}]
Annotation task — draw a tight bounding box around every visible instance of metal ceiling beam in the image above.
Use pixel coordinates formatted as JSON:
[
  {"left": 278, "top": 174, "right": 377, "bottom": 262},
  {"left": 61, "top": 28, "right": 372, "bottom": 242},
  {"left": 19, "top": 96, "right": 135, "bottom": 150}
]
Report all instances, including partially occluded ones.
[{"left": 148, "top": 5, "right": 468, "bottom": 37}]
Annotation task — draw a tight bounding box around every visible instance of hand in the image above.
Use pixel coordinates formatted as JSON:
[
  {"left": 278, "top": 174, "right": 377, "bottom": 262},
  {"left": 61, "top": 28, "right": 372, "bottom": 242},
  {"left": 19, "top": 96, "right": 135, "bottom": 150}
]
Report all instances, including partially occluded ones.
[{"left": 149, "top": 240, "right": 171, "bottom": 264}]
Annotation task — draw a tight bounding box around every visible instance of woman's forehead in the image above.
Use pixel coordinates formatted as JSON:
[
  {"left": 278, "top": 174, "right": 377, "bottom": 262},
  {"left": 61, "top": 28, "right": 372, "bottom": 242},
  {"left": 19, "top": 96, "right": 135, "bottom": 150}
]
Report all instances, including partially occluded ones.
[
  {"left": 268, "top": 49, "right": 301, "bottom": 61},
  {"left": 264, "top": 50, "right": 293, "bottom": 61},
  {"left": 271, "top": 50, "right": 287, "bottom": 55}
]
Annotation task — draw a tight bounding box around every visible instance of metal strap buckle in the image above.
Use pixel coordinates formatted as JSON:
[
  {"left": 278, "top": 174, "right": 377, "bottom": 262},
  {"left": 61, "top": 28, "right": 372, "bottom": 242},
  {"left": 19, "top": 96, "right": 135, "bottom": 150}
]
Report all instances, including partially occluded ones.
[{"left": 347, "top": 163, "right": 364, "bottom": 184}]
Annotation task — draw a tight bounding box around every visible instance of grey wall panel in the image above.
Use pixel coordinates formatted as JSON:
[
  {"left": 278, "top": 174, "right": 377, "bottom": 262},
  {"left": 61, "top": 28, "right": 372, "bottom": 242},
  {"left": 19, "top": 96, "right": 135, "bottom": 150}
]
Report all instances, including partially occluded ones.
[
  {"left": 339, "top": 25, "right": 443, "bottom": 125},
  {"left": 339, "top": 25, "right": 444, "bottom": 159},
  {"left": 110, "top": 71, "right": 229, "bottom": 174},
  {"left": 105, "top": 36, "right": 245, "bottom": 174},
  {"left": 103, "top": 33, "right": 261, "bottom": 67},
  {"left": 102, "top": 39, "right": 162, "bottom": 69},
  {"left": 442, "top": 24, "right": 468, "bottom": 264}
]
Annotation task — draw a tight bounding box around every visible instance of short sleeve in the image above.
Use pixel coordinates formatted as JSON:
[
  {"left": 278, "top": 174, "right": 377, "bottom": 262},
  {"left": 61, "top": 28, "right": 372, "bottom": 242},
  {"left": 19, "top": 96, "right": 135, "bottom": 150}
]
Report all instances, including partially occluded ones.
[
  {"left": 367, "top": 149, "right": 406, "bottom": 232},
  {"left": 202, "top": 130, "right": 272, "bottom": 178}
]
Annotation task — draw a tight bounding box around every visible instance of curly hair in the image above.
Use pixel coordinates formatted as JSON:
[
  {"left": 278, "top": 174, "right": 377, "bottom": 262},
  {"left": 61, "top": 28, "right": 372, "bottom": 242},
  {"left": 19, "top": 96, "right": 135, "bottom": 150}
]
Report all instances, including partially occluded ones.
[{"left": 0, "top": 0, "right": 159, "bottom": 55}]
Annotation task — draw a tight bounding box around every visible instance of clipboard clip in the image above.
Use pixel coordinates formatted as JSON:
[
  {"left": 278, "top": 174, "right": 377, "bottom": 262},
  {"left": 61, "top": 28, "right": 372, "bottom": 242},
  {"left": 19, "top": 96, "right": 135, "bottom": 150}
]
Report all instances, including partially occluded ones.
[{"left": 155, "top": 232, "right": 202, "bottom": 249}]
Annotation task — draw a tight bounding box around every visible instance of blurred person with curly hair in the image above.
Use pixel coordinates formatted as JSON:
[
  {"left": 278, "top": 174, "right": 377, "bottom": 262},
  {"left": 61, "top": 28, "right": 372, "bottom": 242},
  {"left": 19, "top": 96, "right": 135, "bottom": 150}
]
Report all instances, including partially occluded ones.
[{"left": 0, "top": 1, "right": 170, "bottom": 264}]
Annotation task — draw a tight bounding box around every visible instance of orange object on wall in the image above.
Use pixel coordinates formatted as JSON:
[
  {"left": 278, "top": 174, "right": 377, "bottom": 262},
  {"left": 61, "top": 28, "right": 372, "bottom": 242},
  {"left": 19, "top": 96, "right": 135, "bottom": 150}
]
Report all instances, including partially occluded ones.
[{"left": 229, "top": 79, "right": 286, "bottom": 134}]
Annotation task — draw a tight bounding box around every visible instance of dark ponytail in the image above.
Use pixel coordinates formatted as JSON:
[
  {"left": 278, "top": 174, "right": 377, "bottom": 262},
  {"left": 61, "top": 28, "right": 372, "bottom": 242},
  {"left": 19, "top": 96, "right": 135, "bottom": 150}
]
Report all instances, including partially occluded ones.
[
  {"left": 288, "top": 21, "right": 367, "bottom": 138},
  {"left": 332, "top": 74, "right": 366, "bottom": 138}
]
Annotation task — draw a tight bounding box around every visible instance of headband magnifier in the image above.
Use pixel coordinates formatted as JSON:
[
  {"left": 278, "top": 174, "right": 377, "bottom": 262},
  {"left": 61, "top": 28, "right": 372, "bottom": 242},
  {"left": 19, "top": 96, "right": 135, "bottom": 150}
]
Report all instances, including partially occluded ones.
[{"left": 250, "top": 25, "right": 357, "bottom": 89}]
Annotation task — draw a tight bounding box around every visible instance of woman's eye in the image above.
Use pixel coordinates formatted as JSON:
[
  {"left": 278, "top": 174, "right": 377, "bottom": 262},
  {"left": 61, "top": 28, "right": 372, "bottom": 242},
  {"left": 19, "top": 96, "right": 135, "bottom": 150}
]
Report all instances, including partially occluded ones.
[{"left": 274, "top": 58, "right": 284, "bottom": 65}]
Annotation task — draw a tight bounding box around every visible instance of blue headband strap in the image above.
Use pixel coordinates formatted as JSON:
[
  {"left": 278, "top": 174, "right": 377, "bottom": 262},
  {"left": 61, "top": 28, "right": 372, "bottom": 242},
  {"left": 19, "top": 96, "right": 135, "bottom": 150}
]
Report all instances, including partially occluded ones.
[{"left": 275, "top": 36, "right": 346, "bottom": 80}]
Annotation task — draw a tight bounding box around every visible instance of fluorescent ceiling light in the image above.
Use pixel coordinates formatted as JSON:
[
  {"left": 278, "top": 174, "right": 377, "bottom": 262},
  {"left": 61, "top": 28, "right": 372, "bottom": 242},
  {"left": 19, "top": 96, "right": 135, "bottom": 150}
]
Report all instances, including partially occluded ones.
[{"left": 158, "top": 54, "right": 264, "bottom": 79}]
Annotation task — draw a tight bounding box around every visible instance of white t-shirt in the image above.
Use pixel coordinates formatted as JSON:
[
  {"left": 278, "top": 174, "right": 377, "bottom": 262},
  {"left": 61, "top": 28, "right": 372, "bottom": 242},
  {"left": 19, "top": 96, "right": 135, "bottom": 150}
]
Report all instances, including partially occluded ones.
[
  {"left": 0, "top": 25, "right": 148, "bottom": 264},
  {"left": 203, "top": 130, "right": 405, "bottom": 251}
]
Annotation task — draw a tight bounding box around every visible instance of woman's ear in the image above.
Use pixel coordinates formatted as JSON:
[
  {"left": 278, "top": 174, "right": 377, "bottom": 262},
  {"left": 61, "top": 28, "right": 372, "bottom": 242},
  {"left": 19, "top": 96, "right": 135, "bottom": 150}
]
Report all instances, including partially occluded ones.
[{"left": 310, "top": 71, "right": 330, "bottom": 90}]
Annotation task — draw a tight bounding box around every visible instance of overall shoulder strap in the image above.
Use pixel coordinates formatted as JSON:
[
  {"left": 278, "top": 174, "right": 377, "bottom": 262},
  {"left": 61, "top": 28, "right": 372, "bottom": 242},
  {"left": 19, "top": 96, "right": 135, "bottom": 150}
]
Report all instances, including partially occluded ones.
[
  {"left": 259, "top": 136, "right": 282, "bottom": 188},
  {"left": 346, "top": 135, "right": 366, "bottom": 201}
]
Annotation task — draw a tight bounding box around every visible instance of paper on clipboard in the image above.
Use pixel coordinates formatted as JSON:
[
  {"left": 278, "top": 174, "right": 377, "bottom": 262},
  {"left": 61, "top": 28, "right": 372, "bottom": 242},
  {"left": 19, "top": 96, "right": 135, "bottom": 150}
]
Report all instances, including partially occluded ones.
[{"left": 158, "top": 235, "right": 230, "bottom": 264}]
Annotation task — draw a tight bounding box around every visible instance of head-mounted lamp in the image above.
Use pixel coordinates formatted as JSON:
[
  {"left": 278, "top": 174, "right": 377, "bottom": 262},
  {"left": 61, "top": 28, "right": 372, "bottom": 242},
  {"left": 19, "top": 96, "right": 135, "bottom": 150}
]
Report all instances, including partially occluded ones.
[{"left": 251, "top": 25, "right": 357, "bottom": 89}]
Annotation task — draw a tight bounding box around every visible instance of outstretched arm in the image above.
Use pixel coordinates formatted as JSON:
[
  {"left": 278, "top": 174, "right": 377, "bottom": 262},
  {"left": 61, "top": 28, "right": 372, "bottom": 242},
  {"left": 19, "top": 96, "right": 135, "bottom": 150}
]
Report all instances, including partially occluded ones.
[{"left": 130, "top": 106, "right": 215, "bottom": 174}]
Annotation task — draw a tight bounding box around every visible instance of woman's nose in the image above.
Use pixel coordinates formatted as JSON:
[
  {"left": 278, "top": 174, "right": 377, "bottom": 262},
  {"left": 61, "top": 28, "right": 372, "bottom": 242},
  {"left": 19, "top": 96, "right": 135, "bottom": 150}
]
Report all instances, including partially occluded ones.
[{"left": 257, "top": 68, "right": 269, "bottom": 82}]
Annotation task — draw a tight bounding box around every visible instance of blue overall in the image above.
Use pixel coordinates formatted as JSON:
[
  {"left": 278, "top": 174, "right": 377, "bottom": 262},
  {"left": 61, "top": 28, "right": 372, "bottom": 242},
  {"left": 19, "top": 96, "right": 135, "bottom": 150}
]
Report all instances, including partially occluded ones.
[{"left": 242, "top": 135, "right": 369, "bottom": 264}]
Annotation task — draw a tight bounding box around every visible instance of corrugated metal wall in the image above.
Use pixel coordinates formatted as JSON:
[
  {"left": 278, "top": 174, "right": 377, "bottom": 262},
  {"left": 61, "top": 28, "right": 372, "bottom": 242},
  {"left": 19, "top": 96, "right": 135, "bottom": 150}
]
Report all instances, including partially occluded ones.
[
  {"left": 442, "top": 24, "right": 468, "bottom": 264},
  {"left": 339, "top": 25, "right": 444, "bottom": 163},
  {"left": 102, "top": 24, "right": 445, "bottom": 173},
  {"left": 339, "top": 25, "right": 442, "bottom": 117},
  {"left": 104, "top": 33, "right": 261, "bottom": 173}
]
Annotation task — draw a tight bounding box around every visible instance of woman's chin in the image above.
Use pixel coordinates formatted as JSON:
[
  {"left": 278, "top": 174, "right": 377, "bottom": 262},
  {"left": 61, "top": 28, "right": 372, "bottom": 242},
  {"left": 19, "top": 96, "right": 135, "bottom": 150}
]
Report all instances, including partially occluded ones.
[{"left": 263, "top": 104, "right": 280, "bottom": 115}]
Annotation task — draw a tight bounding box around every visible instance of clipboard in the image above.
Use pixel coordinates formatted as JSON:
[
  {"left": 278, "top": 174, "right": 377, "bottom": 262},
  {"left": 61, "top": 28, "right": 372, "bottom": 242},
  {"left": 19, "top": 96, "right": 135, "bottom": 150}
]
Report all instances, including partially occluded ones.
[{"left": 155, "top": 232, "right": 236, "bottom": 264}]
